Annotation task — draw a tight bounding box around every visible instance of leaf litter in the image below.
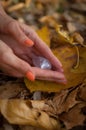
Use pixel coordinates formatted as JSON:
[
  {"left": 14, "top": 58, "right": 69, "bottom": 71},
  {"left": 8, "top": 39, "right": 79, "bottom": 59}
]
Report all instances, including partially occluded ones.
[{"left": 0, "top": 0, "right": 86, "bottom": 130}]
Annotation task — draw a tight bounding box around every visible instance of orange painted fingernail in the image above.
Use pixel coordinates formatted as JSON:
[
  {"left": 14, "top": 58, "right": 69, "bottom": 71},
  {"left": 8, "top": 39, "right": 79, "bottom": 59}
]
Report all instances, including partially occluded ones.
[
  {"left": 24, "top": 39, "right": 34, "bottom": 46},
  {"left": 63, "top": 81, "right": 67, "bottom": 85},
  {"left": 26, "top": 71, "right": 35, "bottom": 81}
]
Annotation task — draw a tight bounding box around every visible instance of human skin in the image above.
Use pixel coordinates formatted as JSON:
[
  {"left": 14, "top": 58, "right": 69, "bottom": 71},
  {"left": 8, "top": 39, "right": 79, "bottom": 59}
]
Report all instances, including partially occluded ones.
[{"left": 0, "top": 2, "right": 67, "bottom": 83}]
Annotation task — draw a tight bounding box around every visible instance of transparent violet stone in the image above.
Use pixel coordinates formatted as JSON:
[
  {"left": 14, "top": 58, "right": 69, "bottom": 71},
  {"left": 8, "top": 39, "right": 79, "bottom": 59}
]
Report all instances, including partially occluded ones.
[
  {"left": 32, "top": 55, "right": 52, "bottom": 100},
  {"left": 32, "top": 55, "right": 52, "bottom": 70}
]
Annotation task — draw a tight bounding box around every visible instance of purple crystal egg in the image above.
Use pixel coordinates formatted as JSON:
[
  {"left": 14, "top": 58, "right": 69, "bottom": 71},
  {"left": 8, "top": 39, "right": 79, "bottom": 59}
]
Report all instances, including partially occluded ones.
[{"left": 32, "top": 56, "right": 52, "bottom": 69}]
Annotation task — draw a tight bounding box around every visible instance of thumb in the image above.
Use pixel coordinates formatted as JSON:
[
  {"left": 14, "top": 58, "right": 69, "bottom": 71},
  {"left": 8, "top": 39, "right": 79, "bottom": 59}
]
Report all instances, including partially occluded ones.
[
  {"left": 8, "top": 21, "right": 34, "bottom": 47},
  {"left": 4, "top": 51, "right": 35, "bottom": 81},
  {"left": 11, "top": 55, "right": 35, "bottom": 81},
  {"left": 0, "top": 39, "right": 35, "bottom": 81}
]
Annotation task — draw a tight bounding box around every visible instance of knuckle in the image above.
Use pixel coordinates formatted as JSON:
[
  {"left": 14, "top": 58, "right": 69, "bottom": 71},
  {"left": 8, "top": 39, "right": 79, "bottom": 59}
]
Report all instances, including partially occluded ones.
[
  {"left": 7, "top": 20, "right": 18, "bottom": 32},
  {"left": 9, "top": 20, "right": 17, "bottom": 27},
  {"left": 0, "top": 49, "right": 13, "bottom": 62}
]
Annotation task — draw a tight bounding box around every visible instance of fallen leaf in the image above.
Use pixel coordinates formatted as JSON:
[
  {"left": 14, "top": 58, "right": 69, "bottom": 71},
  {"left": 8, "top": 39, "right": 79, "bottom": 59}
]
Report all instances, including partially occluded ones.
[
  {"left": 0, "top": 100, "right": 61, "bottom": 130},
  {"left": 25, "top": 26, "right": 86, "bottom": 92},
  {"left": 70, "top": 3, "right": 86, "bottom": 13},
  {"left": 52, "top": 87, "right": 79, "bottom": 114},
  {"left": 0, "top": 82, "right": 85, "bottom": 130},
  {"left": 59, "top": 103, "right": 86, "bottom": 129},
  {"left": 0, "top": 81, "right": 23, "bottom": 99},
  {"left": 37, "top": 26, "right": 50, "bottom": 46},
  {"left": 77, "top": 80, "right": 86, "bottom": 101},
  {"left": 71, "top": 32, "right": 85, "bottom": 47},
  {"left": 0, "top": 79, "right": 31, "bottom": 99},
  {"left": 67, "top": 22, "right": 77, "bottom": 33}
]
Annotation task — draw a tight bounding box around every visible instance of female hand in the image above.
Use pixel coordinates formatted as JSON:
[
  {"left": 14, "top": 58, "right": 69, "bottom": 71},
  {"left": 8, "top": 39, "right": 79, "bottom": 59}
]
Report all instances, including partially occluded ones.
[
  {"left": 0, "top": 31, "right": 66, "bottom": 84},
  {"left": 0, "top": 6, "right": 67, "bottom": 83}
]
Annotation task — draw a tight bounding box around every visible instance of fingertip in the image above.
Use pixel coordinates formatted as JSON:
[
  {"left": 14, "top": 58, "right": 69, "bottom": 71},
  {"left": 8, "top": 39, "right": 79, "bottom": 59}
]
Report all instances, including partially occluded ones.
[
  {"left": 24, "top": 39, "right": 34, "bottom": 47},
  {"left": 26, "top": 71, "right": 35, "bottom": 81},
  {"left": 59, "top": 67, "right": 64, "bottom": 73},
  {"left": 53, "top": 56, "right": 63, "bottom": 69},
  {"left": 58, "top": 62, "right": 63, "bottom": 68},
  {"left": 63, "top": 78, "right": 67, "bottom": 84},
  {"left": 63, "top": 82, "right": 67, "bottom": 85},
  {"left": 56, "top": 79, "right": 67, "bottom": 85}
]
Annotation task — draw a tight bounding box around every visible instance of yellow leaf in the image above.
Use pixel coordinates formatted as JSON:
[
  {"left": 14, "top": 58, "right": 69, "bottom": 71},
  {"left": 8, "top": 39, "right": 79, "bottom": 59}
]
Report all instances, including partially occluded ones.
[
  {"left": 25, "top": 26, "right": 86, "bottom": 92},
  {"left": 37, "top": 26, "right": 50, "bottom": 46}
]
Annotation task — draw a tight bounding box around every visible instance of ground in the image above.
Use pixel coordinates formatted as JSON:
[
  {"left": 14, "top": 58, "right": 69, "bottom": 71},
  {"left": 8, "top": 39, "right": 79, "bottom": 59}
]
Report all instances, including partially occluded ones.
[{"left": 0, "top": 0, "right": 86, "bottom": 130}]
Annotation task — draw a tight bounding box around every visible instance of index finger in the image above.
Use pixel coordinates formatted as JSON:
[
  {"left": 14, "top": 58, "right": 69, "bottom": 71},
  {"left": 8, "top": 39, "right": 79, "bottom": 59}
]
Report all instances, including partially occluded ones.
[
  {"left": 34, "top": 35, "right": 63, "bottom": 72},
  {"left": 32, "top": 67, "right": 66, "bottom": 84},
  {"left": 20, "top": 24, "right": 63, "bottom": 72}
]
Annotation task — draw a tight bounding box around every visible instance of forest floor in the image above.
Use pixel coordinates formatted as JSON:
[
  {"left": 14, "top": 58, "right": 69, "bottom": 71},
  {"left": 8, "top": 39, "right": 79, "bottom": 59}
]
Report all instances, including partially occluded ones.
[{"left": 0, "top": 0, "right": 86, "bottom": 130}]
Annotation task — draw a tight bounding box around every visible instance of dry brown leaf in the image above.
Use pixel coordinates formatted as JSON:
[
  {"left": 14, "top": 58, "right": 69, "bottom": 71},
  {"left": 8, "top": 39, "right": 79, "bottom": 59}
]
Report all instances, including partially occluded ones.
[
  {"left": 0, "top": 81, "right": 25, "bottom": 99},
  {"left": 71, "top": 0, "right": 86, "bottom": 3},
  {"left": 59, "top": 103, "right": 86, "bottom": 129},
  {"left": 43, "top": 83, "right": 86, "bottom": 129},
  {"left": 0, "top": 1, "right": 86, "bottom": 130},
  {"left": 1, "top": 0, "right": 12, "bottom": 8},
  {"left": 0, "top": 82, "right": 85, "bottom": 129},
  {"left": 0, "top": 77, "right": 31, "bottom": 99},
  {"left": 39, "top": 16, "right": 59, "bottom": 28},
  {"left": 71, "top": 32, "right": 85, "bottom": 46},
  {"left": 0, "top": 100, "right": 61, "bottom": 130},
  {"left": 7, "top": 3, "right": 25, "bottom": 12},
  {"left": 36, "top": 0, "right": 61, "bottom": 4},
  {"left": 25, "top": 0, "right": 31, "bottom": 8},
  {"left": 67, "top": 22, "right": 77, "bottom": 33},
  {"left": 67, "top": 22, "right": 86, "bottom": 33},
  {"left": 77, "top": 80, "right": 86, "bottom": 101},
  {"left": 70, "top": 3, "right": 86, "bottom": 12},
  {"left": 19, "top": 125, "right": 45, "bottom": 130},
  {"left": 52, "top": 87, "right": 79, "bottom": 114}
]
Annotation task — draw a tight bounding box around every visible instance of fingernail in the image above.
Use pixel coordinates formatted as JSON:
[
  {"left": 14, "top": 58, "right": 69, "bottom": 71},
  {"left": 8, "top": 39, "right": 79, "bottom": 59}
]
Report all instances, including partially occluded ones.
[
  {"left": 59, "top": 73, "right": 66, "bottom": 79},
  {"left": 60, "top": 68, "right": 64, "bottom": 72},
  {"left": 26, "top": 71, "right": 35, "bottom": 81},
  {"left": 63, "top": 78, "right": 67, "bottom": 82},
  {"left": 24, "top": 39, "right": 34, "bottom": 46},
  {"left": 63, "top": 80, "right": 67, "bottom": 84},
  {"left": 63, "top": 82, "right": 67, "bottom": 85},
  {"left": 57, "top": 79, "right": 67, "bottom": 84}
]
